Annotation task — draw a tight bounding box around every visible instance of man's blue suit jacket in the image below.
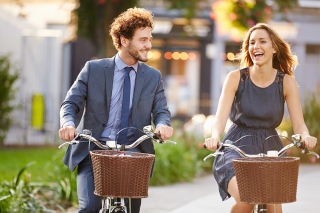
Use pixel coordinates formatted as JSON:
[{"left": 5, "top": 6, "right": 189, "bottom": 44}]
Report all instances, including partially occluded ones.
[{"left": 60, "top": 57, "right": 171, "bottom": 172}]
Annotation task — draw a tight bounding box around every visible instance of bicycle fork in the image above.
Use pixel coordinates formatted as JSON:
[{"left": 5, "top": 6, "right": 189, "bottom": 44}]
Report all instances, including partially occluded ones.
[
  {"left": 255, "top": 204, "right": 267, "bottom": 212},
  {"left": 255, "top": 204, "right": 279, "bottom": 213},
  {"left": 102, "top": 198, "right": 127, "bottom": 213}
]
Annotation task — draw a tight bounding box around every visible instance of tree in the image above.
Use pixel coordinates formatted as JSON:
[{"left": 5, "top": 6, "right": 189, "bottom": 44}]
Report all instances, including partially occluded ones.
[
  {"left": 71, "top": 0, "right": 207, "bottom": 58},
  {"left": 72, "top": 0, "right": 139, "bottom": 58},
  {"left": 0, "top": 55, "right": 19, "bottom": 144},
  {"left": 211, "top": 0, "right": 298, "bottom": 41}
]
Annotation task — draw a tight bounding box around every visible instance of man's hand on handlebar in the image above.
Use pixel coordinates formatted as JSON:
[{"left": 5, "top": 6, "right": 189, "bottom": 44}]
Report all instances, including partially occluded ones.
[
  {"left": 204, "top": 136, "right": 220, "bottom": 151},
  {"left": 59, "top": 125, "right": 77, "bottom": 142},
  {"left": 154, "top": 125, "right": 173, "bottom": 141}
]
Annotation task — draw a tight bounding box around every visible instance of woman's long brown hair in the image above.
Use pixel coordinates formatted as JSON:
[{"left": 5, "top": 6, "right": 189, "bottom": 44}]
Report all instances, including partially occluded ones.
[{"left": 239, "top": 23, "right": 298, "bottom": 76}]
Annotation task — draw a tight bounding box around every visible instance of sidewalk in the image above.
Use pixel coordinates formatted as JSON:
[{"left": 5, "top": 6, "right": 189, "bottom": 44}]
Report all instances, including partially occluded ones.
[
  {"left": 67, "top": 164, "right": 320, "bottom": 213},
  {"left": 142, "top": 164, "right": 320, "bottom": 213}
]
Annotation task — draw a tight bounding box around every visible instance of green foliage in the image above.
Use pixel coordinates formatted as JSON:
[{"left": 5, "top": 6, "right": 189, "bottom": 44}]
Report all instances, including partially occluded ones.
[
  {"left": 303, "top": 93, "right": 320, "bottom": 139},
  {"left": 72, "top": 0, "right": 98, "bottom": 39},
  {"left": 0, "top": 162, "right": 65, "bottom": 212},
  {"left": 302, "top": 93, "right": 320, "bottom": 159},
  {"left": 45, "top": 148, "right": 77, "bottom": 205},
  {"left": 73, "top": 0, "right": 139, "bottom": 38},
  {"left": 277, "top": 118, "right": 293, "bottom": 137},
  {"left": 0, "top": 55, "right": 19, "bottom": 144},
  {"left": 0, "top": 147, "right": 57, "bottom": 182},
  {"left": 0, "top": 147, "right": 77, "bottom": 209},
  {"left": 165, "top": 0, "right": 207, "bottom": 19},
  {"left": 150, "top": 120, "right": 212, "bottom": 186},
  {"left": 72, "top": 0, "right": 139, "bottom": 57},
  {"left": 211, "top": 0, "right": 298, "bottom": 41},
  {"left": 278, "top": 92, "right": 320, "bottom": 163}
]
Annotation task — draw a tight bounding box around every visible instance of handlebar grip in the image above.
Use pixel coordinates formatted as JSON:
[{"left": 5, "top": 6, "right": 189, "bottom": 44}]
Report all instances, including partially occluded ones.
[
  {"left": 203, "top": 142, "right": 221, "bottom": 150},
  {"left": 152, "top": 133, "right": 165, "bottom": 143},
  {"left": 74, "top": 133, "right": 82, "bottom": 140},
  {"left": 298, "top": 141, "right": 310, "bottom": 154}
]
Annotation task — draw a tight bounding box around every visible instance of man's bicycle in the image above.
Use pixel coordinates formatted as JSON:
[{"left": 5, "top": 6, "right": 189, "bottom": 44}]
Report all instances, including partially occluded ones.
[
  {"left": 204, "top": 134, "right": 319, "bottom": 213},
  {"left": 59, "top": 125, "right": 176, "bottom": 213}
]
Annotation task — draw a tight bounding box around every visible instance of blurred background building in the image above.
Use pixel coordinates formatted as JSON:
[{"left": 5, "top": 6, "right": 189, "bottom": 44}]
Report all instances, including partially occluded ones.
[{"left": 0, "top": 0, "right": 319, "bottom": 144}]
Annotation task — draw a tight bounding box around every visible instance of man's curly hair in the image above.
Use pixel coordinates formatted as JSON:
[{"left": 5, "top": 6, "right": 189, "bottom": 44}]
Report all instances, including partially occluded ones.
[{"left": 110, "top": 7, "right": 154, "bottom": 50}]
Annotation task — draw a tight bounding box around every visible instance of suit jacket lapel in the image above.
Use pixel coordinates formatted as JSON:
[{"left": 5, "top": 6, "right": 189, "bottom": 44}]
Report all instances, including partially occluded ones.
[{"left": 132, "top": 62, "right": 145, "bottom": 113}]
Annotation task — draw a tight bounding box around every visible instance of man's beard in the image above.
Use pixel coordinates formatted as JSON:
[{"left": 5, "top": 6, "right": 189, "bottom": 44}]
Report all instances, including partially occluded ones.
[{"left": 128, "top": 44, "right": 148, "bottom": 62}]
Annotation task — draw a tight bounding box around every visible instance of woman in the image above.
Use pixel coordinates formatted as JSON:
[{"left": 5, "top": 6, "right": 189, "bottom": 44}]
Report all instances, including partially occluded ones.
[{"left": 204, "top": 23, "right": 318, "bottom": 213}]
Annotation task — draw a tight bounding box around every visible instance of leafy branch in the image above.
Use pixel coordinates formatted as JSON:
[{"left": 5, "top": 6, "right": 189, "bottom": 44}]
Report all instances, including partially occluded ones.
[{"left": 211, "top": 0, "right": 298, "bottom": 41}]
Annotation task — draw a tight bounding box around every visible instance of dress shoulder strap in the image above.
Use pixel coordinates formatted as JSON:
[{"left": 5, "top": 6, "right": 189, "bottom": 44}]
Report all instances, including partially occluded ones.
[
  {"left": 240, "top": 67, "right": 249, "bottom": 82},
  {"left": 236, "top": 67, "right": 249, "bottom": 96},
  {"left": 275, "top": 70, "right": 285, "bottom": 85}
]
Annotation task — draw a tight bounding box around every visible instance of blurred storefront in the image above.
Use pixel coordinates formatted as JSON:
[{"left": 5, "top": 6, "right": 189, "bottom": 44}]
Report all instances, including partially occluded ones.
[
  {"left": 146, "top": 15, "right": 213, "bottom": 120},
  {"left": 68, "top": 15, "right": 214, "bottom": 121}
]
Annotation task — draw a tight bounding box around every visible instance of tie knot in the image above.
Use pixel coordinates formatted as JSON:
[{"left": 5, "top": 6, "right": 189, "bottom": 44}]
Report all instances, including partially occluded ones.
[{"left": 124, "top": 66, "right": 133, "bottom": 74}]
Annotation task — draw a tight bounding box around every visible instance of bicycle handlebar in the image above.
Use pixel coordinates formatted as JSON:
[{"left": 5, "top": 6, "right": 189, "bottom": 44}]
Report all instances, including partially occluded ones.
[
  {"left": 58, "top": 125, "right": 177, "bottom": 150},
  {"left": 203, "top": 134, "right": 319, "bottom": 161}
]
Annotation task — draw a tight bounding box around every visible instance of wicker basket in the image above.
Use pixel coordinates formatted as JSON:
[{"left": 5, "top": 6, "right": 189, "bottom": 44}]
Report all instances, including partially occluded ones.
[
  {"left": 90, "top": 150, "right": 155, "bottom": 198},
  {"left": 233, "top": 157, "right": 300, "bottom": 204}
]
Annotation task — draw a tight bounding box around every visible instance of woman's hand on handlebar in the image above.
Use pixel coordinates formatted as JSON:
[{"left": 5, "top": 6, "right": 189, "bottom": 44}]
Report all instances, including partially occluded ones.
[
  {"left": 204, "top": 136, "right": 220, "bottom": 151},
  {"left": 154, "top": 125, "right": 173, "bottom": 140},
  {"left": 302, "top": 134, "right": 318, "bottom": 149},
  {"left": 59, "top": 125, "right": 77, "bottom": 141}
]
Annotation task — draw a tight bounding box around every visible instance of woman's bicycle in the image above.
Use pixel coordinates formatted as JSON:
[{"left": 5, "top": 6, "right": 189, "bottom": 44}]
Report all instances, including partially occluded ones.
[
  {"left": 59, "top": 125, "right": 176, "bottom": 213},
  {"left": 204, "top": 134, "right": 319, "bottom": 213}
]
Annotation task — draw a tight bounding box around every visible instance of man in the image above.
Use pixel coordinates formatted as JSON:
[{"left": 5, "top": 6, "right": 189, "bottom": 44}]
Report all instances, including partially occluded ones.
[{"left": 58, "top": 7, "right": 173, "bottom": 213}]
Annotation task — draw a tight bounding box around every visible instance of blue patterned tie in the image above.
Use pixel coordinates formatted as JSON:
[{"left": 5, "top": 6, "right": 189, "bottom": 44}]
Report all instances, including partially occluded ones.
[{"left": 118, "top": 66, "right": 133, "bottom": 144}]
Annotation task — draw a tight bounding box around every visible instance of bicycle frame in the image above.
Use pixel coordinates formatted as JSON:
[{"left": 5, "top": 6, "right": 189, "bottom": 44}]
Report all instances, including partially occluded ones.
[
  {"left": 204, "top": 134, "right": 319, "bottom": 213},
  {"left": 59, "top": 125, "right": 176, "bottom": 213}
]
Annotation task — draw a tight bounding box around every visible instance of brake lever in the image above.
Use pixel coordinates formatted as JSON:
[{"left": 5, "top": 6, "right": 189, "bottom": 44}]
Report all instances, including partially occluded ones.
[
  {"left": 299, "top": 143, "right": 320, "bottom": 158},
  {"left": 297, "top": 142, "right": 309, "bottom": 154},
  {"left": 58, "top": 133, "right": 82, "bottom": 149},
  {"left": 203, "top": 140, "right": 235, "bottom": 161},
  {"left": 153, "top": 133, "right": 177, "bottom": 145},
  {"left": 143, "top": 125, "right": 176, "bottom": 145},
  {"left": 292, "top": 136, "right": 310, "bottom": 155},
  {"left": 203, "top": 145, "right": 225, "bottom": 161},
  {"left": 152, "top": 133, "right": 165, "bottom": 143},
  {"left": 291, "top": 134, "right": 319, "bottom": 158},
  {"left": 298, "top": 142, "right": 320, "bottom": 158},
  {"left": 58, "top": 140, "right": 79, "bottom": 149}
]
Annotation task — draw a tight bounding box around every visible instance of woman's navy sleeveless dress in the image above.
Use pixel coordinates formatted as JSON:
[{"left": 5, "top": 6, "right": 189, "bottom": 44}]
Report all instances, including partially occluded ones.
[{"left": 214, "top": 67, "right": 286, "bottom": 201}]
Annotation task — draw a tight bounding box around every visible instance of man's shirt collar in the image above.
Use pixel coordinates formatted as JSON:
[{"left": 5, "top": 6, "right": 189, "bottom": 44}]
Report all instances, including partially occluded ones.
[{"left": 115, "top": 54, "right": 138, "bottom": 72}]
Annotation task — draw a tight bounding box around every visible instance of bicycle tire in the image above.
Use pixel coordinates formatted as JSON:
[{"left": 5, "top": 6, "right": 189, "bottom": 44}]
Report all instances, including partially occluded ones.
[{"left": 110, "top": 207, "right": 126, "bottom": 213}]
